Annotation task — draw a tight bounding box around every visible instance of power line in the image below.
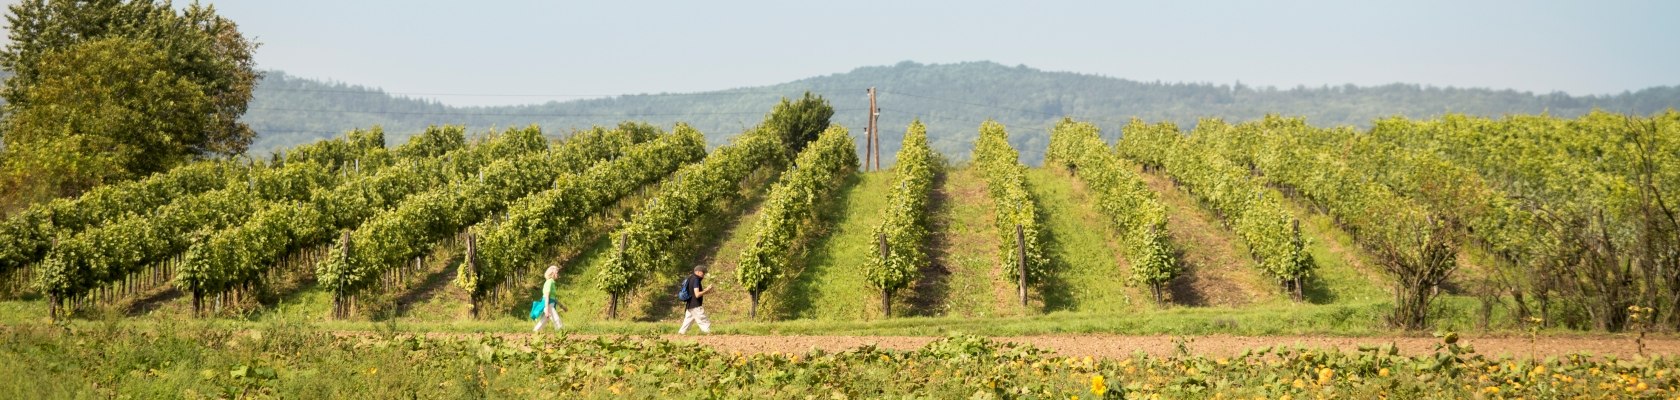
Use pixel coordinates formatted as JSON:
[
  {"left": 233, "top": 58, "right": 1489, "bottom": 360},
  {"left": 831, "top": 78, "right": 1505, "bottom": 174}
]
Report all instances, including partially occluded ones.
[
  {"left": 248, "top": 86, "right": 1140, "bottom": 139},
  {"left": 256, "top": 87, "right": 869, "bottom": 98},
  {"left": 258, "top": 88, "right": 612, "bottom": 97},
  {"left": 874, "top": 91, "right": 1132, "bottom": 127},
  {"left": 876, "top": 89, "right": 1061, "bottom": 118},
  {"left": 867, "top": 90, "right": 1139, "bottom": 132},
  {"left": 257, "top": 86, "right": 1075, "bottom": 121},
  {"left": 871, "top": 109, "right": 1132, "bottom": 138},
  {"left": 248, "top": 107, "right": 865, "bottom": 118}
]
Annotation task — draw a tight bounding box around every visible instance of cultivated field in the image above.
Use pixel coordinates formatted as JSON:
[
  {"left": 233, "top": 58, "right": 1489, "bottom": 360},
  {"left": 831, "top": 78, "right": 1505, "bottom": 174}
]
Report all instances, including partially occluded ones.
[{"left": 3, "top": 111, "right": 1678, "bottom": 397}]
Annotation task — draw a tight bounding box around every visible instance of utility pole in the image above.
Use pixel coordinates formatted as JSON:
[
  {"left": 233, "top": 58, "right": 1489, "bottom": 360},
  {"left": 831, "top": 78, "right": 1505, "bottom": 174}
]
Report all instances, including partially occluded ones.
[
  {"left": 864, "top": 88, "right": 873, "bottom": 171},
  {"left": 867, "top": 87, "right": 879, "bottom": 171},
  {"left": 866, "top": 87, "right": 877, "bottom": 171}
]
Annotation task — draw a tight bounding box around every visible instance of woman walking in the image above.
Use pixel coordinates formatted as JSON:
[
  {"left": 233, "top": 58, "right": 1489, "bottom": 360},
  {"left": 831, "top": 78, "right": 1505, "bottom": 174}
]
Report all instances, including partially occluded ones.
[{"left": 534, "top": 265, "right": 567, "bottom": 332}]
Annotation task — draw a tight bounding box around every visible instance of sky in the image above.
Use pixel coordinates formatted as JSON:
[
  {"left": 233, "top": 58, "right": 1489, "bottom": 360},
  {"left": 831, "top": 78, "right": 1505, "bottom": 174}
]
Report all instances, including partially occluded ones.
[{"left": 8, "top": 0, "right": 1678, "bottom": 107}]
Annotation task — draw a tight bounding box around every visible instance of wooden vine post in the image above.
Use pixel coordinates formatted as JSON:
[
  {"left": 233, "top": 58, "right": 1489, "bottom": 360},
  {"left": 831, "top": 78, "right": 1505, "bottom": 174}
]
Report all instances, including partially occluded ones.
[
  {"left": 1150, "top": 226, "right": 1165, "bottom": 305},
  {"left": 1017, "top": 223, "right": 1027, "bottom": 307},
  {"left": 1292, "top": 220, "right": 1304, "bottom": 302},
  {"left": 609, "top": 232, "right": 625, "bottom": 319},
  {"left": 333, "top": 231, "right": 351, "bottom": 320},
  {"left": 749, "top": 255, "right": 762, "bottom": 320},
  {"left": 879, "top": 233, "right": 890, "bottom": 317},
  {"left": 465, "top": 232, "right": 479, "bottom": 318}
]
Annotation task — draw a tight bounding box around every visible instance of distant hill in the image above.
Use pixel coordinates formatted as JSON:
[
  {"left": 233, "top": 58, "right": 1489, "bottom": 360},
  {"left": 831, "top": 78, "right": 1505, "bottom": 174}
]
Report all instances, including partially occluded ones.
[{"left": 245, "top": 61, "right": 1679, "bottom": 165}]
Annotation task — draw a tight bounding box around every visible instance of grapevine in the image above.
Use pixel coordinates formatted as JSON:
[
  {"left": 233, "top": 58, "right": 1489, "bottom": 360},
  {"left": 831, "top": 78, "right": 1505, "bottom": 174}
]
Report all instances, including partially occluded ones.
[
  {"left": 971, "top": 121, "right": 1051, "bottom": 304},
  {"left": 1046, "top": 118, "right": 1178, "bottom": 304},
  {"left": 864, "top": 120, "right": 937, "bottom": 316},
  {"left": 735, "top": 125, "right": 859, "bottom": 317}
]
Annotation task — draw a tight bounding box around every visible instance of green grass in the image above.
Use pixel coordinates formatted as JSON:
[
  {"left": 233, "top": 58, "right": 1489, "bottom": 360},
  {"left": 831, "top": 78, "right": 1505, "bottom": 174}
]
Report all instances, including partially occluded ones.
[
  {"left": 259, "top": 284, "right": 338, "bottom": 322},
  {"left": 544, "top": 211, "right": 743, "bottom": 324},
  {"left": 686, "top": 191, "right": 771, "bottom": 322},
  {"left": 1277, "top": 197, "right": 1392, "bottom": 304},
  {"left": 686, "top": 165, "right": 1048, "bottom": 323},
  {"left": 534, "top": 234, "right": 618, "bottom": 324},
  {"left": 775, "top": 171, "right": 892, "bottom": 321},
  {"left": 1022, "top": 167, "right": 1143, "bottom": 313},
  {"left": 0, "top": 299, "right": 46, "bottom": 321},
  {"left": 922, "top": 166, "right": 1012, "bottom": 318}
]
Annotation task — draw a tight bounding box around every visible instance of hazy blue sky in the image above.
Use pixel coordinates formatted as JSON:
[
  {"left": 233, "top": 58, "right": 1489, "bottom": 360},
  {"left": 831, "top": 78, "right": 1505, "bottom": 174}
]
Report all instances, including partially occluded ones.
[{"left": 26, "top": 0, "right": 1674, "bottom": 106}]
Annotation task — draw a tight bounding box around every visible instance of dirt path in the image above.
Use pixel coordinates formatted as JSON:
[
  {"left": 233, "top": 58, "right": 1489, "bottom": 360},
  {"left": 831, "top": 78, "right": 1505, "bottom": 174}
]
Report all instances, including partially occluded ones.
[
  {"left": 343, "top": 331, "right": 1679, "bottom": 360},
  {"left": 673, "top": 334, "right": 1677, "bottom": 359},
  {"left": 1135, "top": 168, "right": 1274, "bottom": 306},
  {"left": 923, "top": 167, "right": 1011, "bottom": 318}
]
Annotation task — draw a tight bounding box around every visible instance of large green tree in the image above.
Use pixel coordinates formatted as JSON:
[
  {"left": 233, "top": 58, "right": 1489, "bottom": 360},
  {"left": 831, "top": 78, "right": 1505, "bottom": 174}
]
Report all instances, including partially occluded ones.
[
  {"left": 0, "top": 0, "right": 258, "bottom": 208},
  {"left": 762, "top": 91, "right": 834, "bottom": 159},
  {"left": 3, "top": 37, "right": 211, "bottom": 200}
]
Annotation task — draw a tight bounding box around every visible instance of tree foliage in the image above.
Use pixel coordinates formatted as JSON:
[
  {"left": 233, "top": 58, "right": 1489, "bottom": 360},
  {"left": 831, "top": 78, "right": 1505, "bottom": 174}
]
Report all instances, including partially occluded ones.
[
  {"left": 0, "top": 0, "right": 258, "bottom": 209},
  {"left": 239, "top": 62, "right": 1680, "bottom": 167},
  {"left": 763, "top": 91, "right": 834, "bottom": 159},
  {"left": 1361, "top": 112, "right": 1680, "bottom": 331}
]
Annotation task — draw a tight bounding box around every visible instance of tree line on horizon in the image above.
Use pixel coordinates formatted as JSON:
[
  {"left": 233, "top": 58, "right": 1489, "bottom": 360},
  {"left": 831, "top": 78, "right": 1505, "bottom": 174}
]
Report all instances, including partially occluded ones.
[{"left": 236, "top": 61, "right": 1679, "bottom": 166}]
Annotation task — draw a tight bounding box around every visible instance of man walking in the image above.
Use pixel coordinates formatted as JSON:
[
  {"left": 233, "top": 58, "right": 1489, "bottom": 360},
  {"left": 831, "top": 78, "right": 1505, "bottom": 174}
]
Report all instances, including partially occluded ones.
[{"left": 679, "top": 265, "right": 712, "bottom": 335}]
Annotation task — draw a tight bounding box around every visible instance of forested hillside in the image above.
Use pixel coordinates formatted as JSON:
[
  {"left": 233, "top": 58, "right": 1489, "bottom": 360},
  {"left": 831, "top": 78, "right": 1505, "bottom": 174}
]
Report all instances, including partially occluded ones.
[{"left": 240, "top": 61, "right": 1678, "bottom": 163}]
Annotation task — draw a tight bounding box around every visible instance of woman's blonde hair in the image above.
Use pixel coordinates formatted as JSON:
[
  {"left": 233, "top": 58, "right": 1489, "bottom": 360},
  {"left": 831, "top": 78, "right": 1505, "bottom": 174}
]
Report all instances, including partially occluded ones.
[{"left": 544, "top": 265, "right": 560, "bottom": 279}]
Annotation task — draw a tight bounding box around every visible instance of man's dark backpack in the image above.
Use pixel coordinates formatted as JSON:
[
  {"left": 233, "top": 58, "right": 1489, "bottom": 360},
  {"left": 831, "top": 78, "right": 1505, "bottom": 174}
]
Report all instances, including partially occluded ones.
[{"left": 676, "top": 275, "right": 694, "bottom": 302}]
